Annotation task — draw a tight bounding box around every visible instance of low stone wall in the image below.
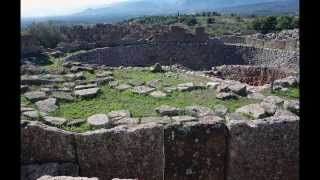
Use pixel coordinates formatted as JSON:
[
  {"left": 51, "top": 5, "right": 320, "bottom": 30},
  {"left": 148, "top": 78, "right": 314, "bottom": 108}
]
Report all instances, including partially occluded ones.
[
  {"left": 21, "top": 115, "right": 299, "bottom": 180},
  {"left": 218, "top": 35, "right": 246, "bottom": 44},
  {"left": 65, "top": 40, "right": 299, "bottom": 71},
  {"left": 245, "top": 37, "right": 299, "bottom": 51}
]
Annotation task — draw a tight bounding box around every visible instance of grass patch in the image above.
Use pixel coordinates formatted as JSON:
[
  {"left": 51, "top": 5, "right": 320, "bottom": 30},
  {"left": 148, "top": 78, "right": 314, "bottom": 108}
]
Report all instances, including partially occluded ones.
[
  {"left": 262, "top": 87, "right": 299, "bottom": 100},
  {"left": 50, "top": 86, "right": 258, "bottom": 119},
  {"left": 21, "top": 96, "right": 31, "bottom": 106}
]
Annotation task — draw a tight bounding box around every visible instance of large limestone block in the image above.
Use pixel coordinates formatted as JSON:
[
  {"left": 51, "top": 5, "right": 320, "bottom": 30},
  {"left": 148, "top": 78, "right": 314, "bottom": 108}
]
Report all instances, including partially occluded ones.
[
  {"left": 75, "top": 123, "right": 164, "bottom": 180},
  {"left": 226, "top": 116, "right": 299, "bottom": 180},
  {"left": 22, "top": 162, "right": 79, "bottom": 180},
  {"left": 164, "top": 118, "right": 227, "bottom": 180},
  {"left": 21, "top": 121, "right": 76, "bottom": 163}
]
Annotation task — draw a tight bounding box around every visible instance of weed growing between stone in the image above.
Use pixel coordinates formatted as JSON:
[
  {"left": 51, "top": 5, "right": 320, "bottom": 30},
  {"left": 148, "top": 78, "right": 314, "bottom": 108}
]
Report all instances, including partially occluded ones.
[{"left": 262, "top": 87, "right": 299, "bottom": 100}]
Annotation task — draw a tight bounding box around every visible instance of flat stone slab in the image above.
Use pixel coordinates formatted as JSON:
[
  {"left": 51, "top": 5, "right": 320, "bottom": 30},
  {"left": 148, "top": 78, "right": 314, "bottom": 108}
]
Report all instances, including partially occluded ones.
[
  {"left": 52, "top": 92, "right": 75, "bottom": 102},
  {"left": 35, "top": 98, "right": 58, "bottom": 113},
  {"left": 22, "top": 162, "right": 79, "bottom": 180},
  {"left": 74, "top": 88, "right": 100, "bottom": 98},
  {"left": 171, "top": 116, "right": 198, "bottom": 124},
  {"left": 131, "top": 86, "right": 155, "bottom": 95},
  {"left": 91, "top": 77, "right": 114, "bottom": 85},
  {"left": 226, "top": 116, "right": 299, "bottom": 180},
  {"left": 247, "top": 92, "right": 265, "bottom": 100},
  {"left": 22, "top": 111, "right": 47, "bottom": 121},
  {"left": 95, "top": 71, "right": 113, "bottom": 78},
  {"left": 66, "top": 119, "right": 87, "bottom": 126},
  {"left": 149, "top": 91, "right": 167, "bottom": 98},
  {"left": 228, "top": 84, "right": 247, "bottom": 96},
  {"left": 225, "top": 113, "right": 249, "bottom": 122},
  {"left": 155, "top": 105, "right": 183, "bottom": 117},
  {"left": 213, "top": 104, "right": 228, "bottom": 117},
  {"left": 235, "top": 103, "right": 268, "bottom": 119},
  {"left": 216, "top": 92, "right": 238, "bottom": 100},
  {"left": 43, "top": 116, "right": 67, "bottom": 126},
  {"left": 164, "top": 120, "right": 227, "bottom": 180},
  {"left": 263, "top": 96, "right": 284, "bottom": 107},
  {"left": 177, "top": 82, "right": 201, "bottom": 92},
  {"left": 185, "top": 106, "right": 215, "bottom": 117},
  {"left": 115, "top": 84, "right": 132, "bottom": 91},
  {"left": 140, "top": 116, "right": 172, "bottom": 124},
  {"left": 163, "top": 87, "right": 177, "bottom": 93},
  {"left": 87, "top": 114, "right": 111, "bottom": 128},
  {"left": 74, "top": 83, "right": 98, "bottom": 90},
  {"left": 146, "top": 79, "right": 161, "bottom": 88},
  {"left": 107, "top": 110, "right": 131, "bottom": 122},
  {"left": 24, "top": 91, "right": 47, "bottom": 102}
]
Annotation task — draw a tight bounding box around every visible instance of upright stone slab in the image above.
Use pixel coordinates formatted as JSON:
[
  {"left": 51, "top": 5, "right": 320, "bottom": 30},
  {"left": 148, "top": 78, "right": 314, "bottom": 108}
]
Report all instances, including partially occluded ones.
[
  {"left": 226, "top": 116, "right": 299, "bottom": 180},
  {"left": 21, "top": 121, "right": 76, "bottom": 163},
  {"left": 164, "top": 118, "right": 227, "bottom": 180},
  {"left": 75, "top": 123, "right": 164, "bottom": 180}
]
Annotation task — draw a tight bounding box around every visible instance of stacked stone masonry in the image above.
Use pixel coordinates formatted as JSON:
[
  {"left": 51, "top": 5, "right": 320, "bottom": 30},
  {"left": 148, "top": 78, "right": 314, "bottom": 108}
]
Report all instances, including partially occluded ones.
[
  {"left": 21, "top": 115, "right": 299, "bottom": 180},
  {"left": 65, "top": 39, "right": 299, "bottom": 71}
]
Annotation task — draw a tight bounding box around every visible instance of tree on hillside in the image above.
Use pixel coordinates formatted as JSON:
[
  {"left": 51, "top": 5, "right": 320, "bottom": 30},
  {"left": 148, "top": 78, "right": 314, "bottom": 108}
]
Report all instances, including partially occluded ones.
[
  {"left": 251, "top": 16, "right": 277, "bottom": 34},
  {"left": 276, "top": 16, "right": 293, "bottom": 30}
]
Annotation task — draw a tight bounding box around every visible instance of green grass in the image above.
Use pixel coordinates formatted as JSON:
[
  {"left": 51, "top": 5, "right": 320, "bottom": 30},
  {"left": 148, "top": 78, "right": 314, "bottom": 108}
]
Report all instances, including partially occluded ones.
[
  {"left": 50, "top": 85, "right": 258, "bottom": 119},
  {"left": 21, "top": 96, "right": 31, "bottom": 106},
  {"left": 262, "top": 87, "right": 299, "bottom": 100}
]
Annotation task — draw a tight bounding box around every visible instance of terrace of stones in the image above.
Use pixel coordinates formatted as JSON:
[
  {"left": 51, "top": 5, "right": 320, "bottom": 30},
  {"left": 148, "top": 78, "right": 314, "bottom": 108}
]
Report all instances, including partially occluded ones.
[{"left": 21, "top": 58, "right": 299, "bottom": 133}]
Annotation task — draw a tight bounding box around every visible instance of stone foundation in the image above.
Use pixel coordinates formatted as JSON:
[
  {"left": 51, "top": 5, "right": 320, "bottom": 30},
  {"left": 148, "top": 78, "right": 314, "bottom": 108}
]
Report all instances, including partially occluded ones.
[{"left": 21, "top": 115, "right": 299, "bottom": 180}]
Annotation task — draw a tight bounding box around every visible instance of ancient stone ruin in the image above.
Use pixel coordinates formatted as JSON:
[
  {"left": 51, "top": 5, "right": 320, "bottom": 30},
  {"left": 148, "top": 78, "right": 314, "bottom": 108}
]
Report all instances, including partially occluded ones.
[{"left": 21, "top": 24, "right": 299, "bottom": 180}]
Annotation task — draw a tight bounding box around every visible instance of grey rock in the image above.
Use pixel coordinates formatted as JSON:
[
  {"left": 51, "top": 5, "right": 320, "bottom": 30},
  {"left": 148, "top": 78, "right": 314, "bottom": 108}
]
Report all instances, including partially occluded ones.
[
  {"left": 22, "top": 111, "right": 47, "bottom": 121},
  {"left": 284, "top": 100, "right": 299, "bottom": 115},
  {"left": 66, "top": 119, "right": 86, "bottom": 126},
  {"left": 115, "top": 84, "right": 132, "bottom": 91},
  {"left": 87, "top": 114, "right": 111, "bottom": 128},
  {"left": 74, "top": 83, "right": 98, "bottom": 90},
  {"left": 216, "top": 92, "right": 238, "bottom": 100},
  {"left": 177, "top": 83, "right": 200, "bottom": 92},
  {"left": 131, "top": 86, "right": 155, "bottom": 95},
  {"left": 228, "top": 84, "right": 247, "bottom": 96},
  {"left": 24, "top": 91, "right": 47, "bottom": 102},
  {"left": 52, "top": 92, "right": 75, "bottom": 102},
  {"left": 247, "top": 92, "right": 266, "bottom": 100},
  {"left": 260, "top": 102, "right": 277, "bottom": 116},
  {"left": 150, "top": 63, "right": 163, "bottom": 73},
  {"left": 21, "top": 107, "right": 35, "bottom": 113},
  {"left": 21, "top": 85, "right": 30, "bottom": 93},
  {"left": 43, "top": 116, "right": 67, "bottom": 126},
  {"left": 225, "top": 113, "right": 249, "bottom": 121},
  {"left": 206, "top": 82, "right": 220, "bottom": 89},
  {"left": 22, "top": 162, "right": 79, "bottom": 180},
  {"left": 91, "top": 77, "right": 114, "bottom": 85},
  {"left": 74, "top": 88, "right": 100, "bottom": 98},
  {"left": 235, "top": 103, "right": 268, "bottom": 119},
  {"left": 35, "top": 98, "right": 59, "bottom": 113},
  {"left": 149, "top": 91, "right": 167, "bottom": 98},
  {"left": 140, "top": 116, "right": 172, "bottom": 124},
  {"left": 163, "top": 87, "right": 177, "bottom": 93},
  {"left": 127, "top": 80, "right": 145, "bottom": 86},
  {"left": 107, "top": 110, "right": 131, "bottom": 122},
  {"left": 185, "top": 106, "right": 215, "bottom": 117},
  {"left": 216, "top": 83, "right": 230, "bottom": 93},
  {"left": 146, "top": 79, "right": 161, "bottom": 88},
  {"left": 213, "top": 104, "right": 228, "bottom": 117},
  {"left": 263, "top": 96, "right": 284, "bottom": 107},
  {"left": 155, "top": 105, "right": 183, "bottom": 116},
  {"left": 70, "top": 66, "right": 94, "bottom": 73},
  {"left": 108, "top": 80, "right": 119, "bottom": 88},
  {"left": 171, "top": 116, "right": 198, "bottom": 124},
  {"left": 95, "top": 71, "right": 113, "bottom": 78}
]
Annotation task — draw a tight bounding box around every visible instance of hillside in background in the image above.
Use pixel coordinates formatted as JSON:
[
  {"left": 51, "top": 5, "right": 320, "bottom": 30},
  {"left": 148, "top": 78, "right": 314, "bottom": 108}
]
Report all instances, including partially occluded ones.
[{"left": 21, "top": 0, "right": 299, "bottom": 27}]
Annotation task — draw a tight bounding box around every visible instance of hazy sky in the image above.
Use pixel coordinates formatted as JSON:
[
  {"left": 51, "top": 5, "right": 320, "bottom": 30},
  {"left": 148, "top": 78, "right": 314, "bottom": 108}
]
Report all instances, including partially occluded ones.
[{"left": 21, "top": 0, "right": 130, "bottom": 17}]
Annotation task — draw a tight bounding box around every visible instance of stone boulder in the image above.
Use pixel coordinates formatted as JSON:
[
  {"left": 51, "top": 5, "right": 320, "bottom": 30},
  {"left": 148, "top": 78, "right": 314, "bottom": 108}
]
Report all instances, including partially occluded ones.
[
  {"left": 149, "top": 91, "right": 167, "bottom": 98},
  {"left": 87, "top": 114, "right": 111, "bottom": 128},
  {"left": 35, "top": 98, "right": 59, "bottom": 113},
  {"left": 115, "top": 84, "right": 132, "bottom": 91},
  {"left": 24, "top": 91, "right": 47, "bottom": 102},
  {"left": 263, "top": 96, "right": 284, "bottom": 107},
  {"left": 107, "top": 110, "right": 131, "bottom": 122},
  {"left": 284, "top": 100, "right": 299, "bottom": 115},
  {"left": 216, "top": 92, "right": 238, "bottom": 100},
  {"left": 228, "top": 84, "right": 247, "bottom": 96},
  {"left": 52, "top": 92, "right": 74, "bottom": 102},
  {"left": 185, "top": 106, "right": 215, "bottom": 117},
  {"left": 213, "top": 104, "right": 228, "bottom": 117},
  {"left": 235, "top": 104, "right": 268, "bottom": 119},
  {"left": 150, "top": 63, "right": 163, "bottom": 73},
  {"left": 74, "top": 88, "right": 100, "bottom": 98},
  {"left": 22, "top": 162, "right": 79, "bottom": 180},
  {"left": 155, "top": 105, "right": 183, "bottom": 116},
  {"left": 131, "top": 86, "right": 155, "bottom": 95}
]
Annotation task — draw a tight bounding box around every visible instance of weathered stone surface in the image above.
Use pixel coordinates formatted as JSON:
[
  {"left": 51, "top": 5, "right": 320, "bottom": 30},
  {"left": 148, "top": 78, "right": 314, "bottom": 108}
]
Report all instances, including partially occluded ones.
[
  {"left": 108, "top": 80, "right": 119, "bottom": 88},
  {"left": 21, "top": 107, "right": 35, "bottom": 113},
  {"left": 43, "top": 116, "right": 67, "bottom": 126},
  {"left": 37, "top": 176, "right": 98, "bottom": 180},
  {"left": 247, "top": 92, "right": 265, "bottom": 100},
  {"left": 21, "top": 122, "right": 76, "bottom": 163},
  {"left": 52, "top": 92, "right": 75, "bottom": 102},
  {"left": 35, "top": 98, "right": 59, "bottom": 113},
  {"left": 75, "top": 123, "right": 164, "bottom": 180},
  {"left": 127, "top": 80, "right": 145, "bottom": 86},
  {"left": 164, "top": 120, "right": 227, "bottom": 180},
  {"left": 66, "top": 119, "right": 87, "bottom": 126},
  {"left": 131, "top": 85, "right": 155, "bottom": 95},
  {"left": 225, "top": 113, "right": 249, "bottom": 122},
  {"left": 206, "top": 82, "right": 220, "bottom": 89},
  {"left": 95, "top": 70, "right": 113, "bottom": 78},
  {"left": 284, "top": 100, "right": 299, "bottom": 115},
  {"left": 24, "top": 91, "right": 47, "bottom": 102},
  {"left": 235, "top": 103, "right": 268, "bottom": 119},
  {"left": 273, "top": 76, "right": 298, "bottom": 90},
  {"left": 226, "top": 116, "right": 299, "bottom": 180},
  {"left": 185, "top": 106, "right": 214, "bottom": 117},
  {"left": 70, "top": 66, "right": 94, "bottom": 73},
  {"left": 146, "top": 79, "right": 161, "bottom": 88},
  {"left": 22, "top": 111, "right": 47, "bottom": 121},
  {"left": 74, "top": 88, "right": 100, "bottom": 98},
  {"left": 171, "top": 116, "right": 198, "bottom": 124},
  {"left": 155, "top": 105, "right": 183, "bottom": 116},
  {"left": 91, "top": 77, "right": 114, "bottom": 85},
  {"left": 107, "top": 110, "right": 131, "bottom": 122},
  {"left": 22, "top": 162, "right": 79, "bottom": 180},
  {"left": 87, "top": 114, "right": 111, "bottom": 128},
  {"left": 263, "top": 96, "right": 284, "bottom": 107},
  {"left": 213, "top": 104, "right": 228, "bottom": 117},
  {"left": 260, "top": 101, "right": 277, "bottom": 116},
  {"left": 115, "top": 84, "right": 132, "bottom": 91},
  {"left": 150, "top": 91, "right": 167, "bottom": 98},
  {"left": 140, "top": 116, "right": 171, "bottom": 124},
  {"left": 177, "top": 83, "right": 199, "bottom": 92},
  {"left": 216, "top": 92, "right": 238, "bottom": 100},
  {"left": 228, "top": 84, "right": 247, "bottom": 96},
  {"left": 74, "top": 84, "right": 98, "bottom": 90},
  {"left": 21, "top": 85, "right": 30, "bottom": 93},
  {"left": 163, "top": 86, "right": 177, "bottom": 93}
]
